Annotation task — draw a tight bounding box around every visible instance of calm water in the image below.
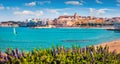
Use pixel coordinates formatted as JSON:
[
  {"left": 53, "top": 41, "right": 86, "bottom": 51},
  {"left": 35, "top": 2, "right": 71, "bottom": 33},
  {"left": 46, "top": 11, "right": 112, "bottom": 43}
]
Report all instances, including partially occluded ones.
[{"left": 0, "top": 27, "right": 120, "bottom": 51}]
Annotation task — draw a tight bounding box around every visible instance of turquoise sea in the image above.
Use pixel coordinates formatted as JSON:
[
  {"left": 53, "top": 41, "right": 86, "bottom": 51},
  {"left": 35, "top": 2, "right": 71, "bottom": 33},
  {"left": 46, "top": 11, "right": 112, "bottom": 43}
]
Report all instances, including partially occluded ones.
[{"left": 0, "top": 27, "right": 120, "bottom": 51}]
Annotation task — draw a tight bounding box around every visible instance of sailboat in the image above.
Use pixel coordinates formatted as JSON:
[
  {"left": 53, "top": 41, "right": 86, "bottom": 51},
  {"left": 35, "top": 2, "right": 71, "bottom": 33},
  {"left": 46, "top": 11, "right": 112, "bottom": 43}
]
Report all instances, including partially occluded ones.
[{"left": 13, "top": 27, "right": 17, "bottom": 35}]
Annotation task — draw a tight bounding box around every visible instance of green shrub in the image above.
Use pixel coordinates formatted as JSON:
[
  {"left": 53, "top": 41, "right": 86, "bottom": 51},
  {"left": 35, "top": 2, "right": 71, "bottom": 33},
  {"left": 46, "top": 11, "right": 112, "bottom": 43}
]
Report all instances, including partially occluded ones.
[{"left": 0, "top": 45, "right": 120, "bottom": 64}]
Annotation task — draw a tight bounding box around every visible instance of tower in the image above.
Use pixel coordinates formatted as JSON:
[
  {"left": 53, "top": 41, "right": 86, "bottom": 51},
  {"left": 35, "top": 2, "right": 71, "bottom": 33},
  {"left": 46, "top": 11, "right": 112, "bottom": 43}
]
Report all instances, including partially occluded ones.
[{"left": 74, "top": 12, "right": 79, "bottom": 19}]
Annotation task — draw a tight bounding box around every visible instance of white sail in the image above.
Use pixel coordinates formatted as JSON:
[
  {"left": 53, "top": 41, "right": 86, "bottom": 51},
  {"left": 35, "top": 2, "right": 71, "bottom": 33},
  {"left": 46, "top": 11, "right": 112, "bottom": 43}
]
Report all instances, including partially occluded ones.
[{"left": 13, "top": 27, "right": 17, "bottom": 35}]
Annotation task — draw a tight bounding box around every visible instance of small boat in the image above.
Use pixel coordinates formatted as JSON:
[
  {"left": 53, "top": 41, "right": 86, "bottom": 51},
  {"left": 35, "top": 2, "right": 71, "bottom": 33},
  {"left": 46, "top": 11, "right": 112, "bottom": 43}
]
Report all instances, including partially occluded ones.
[{"left": 13, "top": 27, "right": 17, "bottom": 35}]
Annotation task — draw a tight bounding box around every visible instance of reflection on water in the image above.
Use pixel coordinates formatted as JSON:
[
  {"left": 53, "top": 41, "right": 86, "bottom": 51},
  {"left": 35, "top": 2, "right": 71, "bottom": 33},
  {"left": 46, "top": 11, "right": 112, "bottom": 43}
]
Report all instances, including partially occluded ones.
[
  {"left": 106, "top": 29, "right": 120, "bottom": 33},
  {"left": 113, "top": 30, "right": 120, "bottom": 33}
]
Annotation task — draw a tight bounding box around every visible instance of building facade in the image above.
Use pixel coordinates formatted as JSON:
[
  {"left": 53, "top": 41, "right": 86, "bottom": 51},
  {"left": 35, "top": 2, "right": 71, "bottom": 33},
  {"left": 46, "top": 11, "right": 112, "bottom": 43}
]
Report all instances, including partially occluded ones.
[
  {"left": 48, "top": 13, "right": 109, "bottom": 27},
  {"left": 0, "top": 21, "right": 19, "bottom": 27}
]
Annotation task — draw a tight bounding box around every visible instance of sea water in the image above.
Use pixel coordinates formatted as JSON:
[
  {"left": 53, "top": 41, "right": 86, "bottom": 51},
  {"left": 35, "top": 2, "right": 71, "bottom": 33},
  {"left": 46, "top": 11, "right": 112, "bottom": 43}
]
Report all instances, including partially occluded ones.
[{"left": 0, "top": 27, "right": 120, "bottom": 51}]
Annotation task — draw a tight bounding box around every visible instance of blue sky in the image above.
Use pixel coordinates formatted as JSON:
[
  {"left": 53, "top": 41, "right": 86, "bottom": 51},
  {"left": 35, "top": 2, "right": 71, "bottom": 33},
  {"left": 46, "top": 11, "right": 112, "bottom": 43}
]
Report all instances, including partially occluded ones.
[{"left": 0, "top": 0, "right": 120, "bottom": 21}]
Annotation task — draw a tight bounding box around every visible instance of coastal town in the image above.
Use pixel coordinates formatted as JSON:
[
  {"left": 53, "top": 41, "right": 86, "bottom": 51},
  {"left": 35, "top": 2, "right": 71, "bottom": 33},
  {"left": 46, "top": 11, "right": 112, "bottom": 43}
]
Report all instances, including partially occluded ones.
[
  {"left": 1, "top": 0, "right": 120, "bottom": 63},
  {"left": 0, "top": 13, "right": 120, "bottom": 29}
]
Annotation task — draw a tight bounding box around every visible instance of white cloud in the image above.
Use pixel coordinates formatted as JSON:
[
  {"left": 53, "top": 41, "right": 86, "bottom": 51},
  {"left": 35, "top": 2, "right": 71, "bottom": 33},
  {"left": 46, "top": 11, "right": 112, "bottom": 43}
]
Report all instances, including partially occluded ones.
[
  {"left": 45, "top": 9, "right": 59, "bottom": 14},
  {"left": 6, "top": 7, "right": 19, "bottom": 10},
  {"left": 0, "top": 3, "right": 19, "bottom": 10},
  {"left": 117, "top": 0, "right": 120, "bottom": 3},
  {"left": 44, "top": 8, "right": 71, "bottom": 15},
  {"left": 24, "top": 1, "right": 51, "bottom": 6},
  {"left": 14, "top": 10, "right": 34, "bottom": 15},
  {"left": 35, "top": 11, "right": 44, "bottom": 16},
  {"left": 80, "top": 0, "right": 86, "bottom": 4},
  {"left": 25, "top": 2, "right": 36, "bottom": 6},
  {"left": 0, "top": 4, "right": 5, "bottom": 10},
  {"left": 39, "top": 1, "right": 51, "bottom": 5},
  {"left": 0, "top": 5, "right": 4, "bottom": 10},
  {"left": 65, "top": 1, "right": 82, "bottom": 5},
  {"left": 0, "top": 5, "right": 19, "bottom": 10},
  {"left": 117, "top": 4, "right": 120, "bottom": 6},
  {"left": 89, "top": 8, "right": 110, "bottom": 15},
  {"left": 12, "top": 7, "right": 19, "bottom": 10},
  {"left": 63, "top": 13, "right": 68, "bottom": 15},
  {"left": 6, "top": 7, "right": 10, "bottom": 10},
  {"left": 117, "top": 0, "right": 120, "bottom": 6},
  {"left": 14, "top": 10, "right": 43, "bottom": 16},
  {"left": 95, "top": 0, "right": 103, "bottom": 4},
  {"left": 89, "top": 8, "right": 95, "bottom": 13}
]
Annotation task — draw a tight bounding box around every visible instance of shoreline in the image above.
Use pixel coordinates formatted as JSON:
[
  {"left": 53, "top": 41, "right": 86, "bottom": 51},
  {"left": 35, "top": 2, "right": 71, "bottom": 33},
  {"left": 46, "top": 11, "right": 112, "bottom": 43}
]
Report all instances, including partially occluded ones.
[
  {"left": 0, "top": 26, "right": 115, "bottom": 30},
  {"left": 96, "top": 39, "right": 120, "bottom": 53},
  {"left": 34, "top": 26, "right": 115, "bottom": 29}
]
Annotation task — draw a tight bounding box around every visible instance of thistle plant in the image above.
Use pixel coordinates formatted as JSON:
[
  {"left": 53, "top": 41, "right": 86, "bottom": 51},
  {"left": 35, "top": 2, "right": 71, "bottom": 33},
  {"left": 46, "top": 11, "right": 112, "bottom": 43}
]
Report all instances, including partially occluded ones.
[{"left": 0, "top": 45, "right": 120, "bottom": 64}]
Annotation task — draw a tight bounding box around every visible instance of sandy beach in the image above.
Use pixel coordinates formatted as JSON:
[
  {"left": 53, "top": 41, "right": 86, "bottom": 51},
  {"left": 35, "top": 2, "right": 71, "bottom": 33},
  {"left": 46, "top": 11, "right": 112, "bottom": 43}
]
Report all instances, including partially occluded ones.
[{"left": 96, "top": 39, "right": 120, "bottom": 53}]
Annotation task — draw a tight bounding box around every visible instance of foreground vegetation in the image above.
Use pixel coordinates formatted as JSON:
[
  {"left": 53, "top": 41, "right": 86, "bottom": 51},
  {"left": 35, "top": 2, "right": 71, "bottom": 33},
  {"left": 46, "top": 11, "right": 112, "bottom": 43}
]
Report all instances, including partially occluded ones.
[{"left": 0, "top": 45, "right": 120, "bottom": 64}]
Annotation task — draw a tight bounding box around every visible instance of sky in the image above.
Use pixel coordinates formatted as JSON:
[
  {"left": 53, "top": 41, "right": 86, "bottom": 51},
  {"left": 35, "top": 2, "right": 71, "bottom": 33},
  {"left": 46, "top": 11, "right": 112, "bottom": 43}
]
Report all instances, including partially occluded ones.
[{"left": 0, "top": 0, "right": 120, "bottom": 21}]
